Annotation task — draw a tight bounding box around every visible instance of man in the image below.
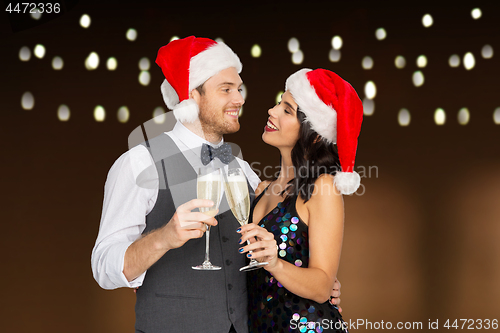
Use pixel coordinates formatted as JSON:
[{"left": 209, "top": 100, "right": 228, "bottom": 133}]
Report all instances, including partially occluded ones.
[{"left": 91, "top": 36, "right": 341, "bottom": 333}]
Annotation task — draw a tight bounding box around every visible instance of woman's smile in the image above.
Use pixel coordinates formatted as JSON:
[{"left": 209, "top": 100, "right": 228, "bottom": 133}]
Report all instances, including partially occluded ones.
[{"left": 265, "top": 118, "right": 279, "bottom": 132}]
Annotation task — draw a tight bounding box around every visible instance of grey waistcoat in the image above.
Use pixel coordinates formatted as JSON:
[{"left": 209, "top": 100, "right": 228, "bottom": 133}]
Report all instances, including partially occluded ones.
[{"left": 135, "top": 133, "right": 254, "bottom": 333}]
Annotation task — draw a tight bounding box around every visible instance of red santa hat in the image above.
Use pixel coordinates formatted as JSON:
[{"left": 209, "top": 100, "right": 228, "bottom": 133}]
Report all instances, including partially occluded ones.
[
  {"left": 155, "top": 36, "right": 242, "bottom": 123},
  {"left": 285, "top": 68, "right": 364, "bottom": 195}
]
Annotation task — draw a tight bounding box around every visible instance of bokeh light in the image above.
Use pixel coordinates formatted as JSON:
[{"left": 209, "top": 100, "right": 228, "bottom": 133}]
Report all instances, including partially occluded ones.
[
  {"left": 21, "top": 92, "right": 34, "bottom": 110},
  {"left": 364, "top": 81, "right": 376, "bottom": 99},
  {"left": 398, "top": 109, "right": 411, "bottom": 126},
  {"left": 463, "top": 52, "right": 475, "bottom": 70},
  {"left": 422, "top": 14, "right": 433, "bottom": 27},
  {"left": 362, "top": 56, "right": 373, "bottom": 70},
  {"left": 434, "top": 108, "right": 446, "bottom": 125},
  {"left": 375, "top": 28, "right": 387, "bottom": 40},
  {"left": 215, "top": 37, "right": 224, "bottom": 43},
  {"left": 139, "top": 71, "right": 151, "bottom": 86},
  {"left": 251, "top": 44, "right": 262, "bottom": 58},
  {"left": 288, "top": 38, "right": 299, "bottom": 53},
  {"left": 139, "top": 57, "right": 150, "bottom": 71},
  {"left": 31, "top": 8, "right": 41, "bottom": 20},
  {"left": 493, "top": 108, "right": 500, "bottom": 124},
  {"left": 329, "top": 49, "right": 341, "bottom": 62},
  {"left": 292, "top": 50, "right": 304, "bottom": 65},
  {"left": 107, "top": 57, "right": 117, "bottom": 70},
  {"left": 153, "top": 107, "right": 166, "bottom": 124},
  {"left": 471, "top": 8, "right": 482, "bottom": 19},
  {"left": 57, "top": 105, "right": 70, "bottom": 121},
  {"left": 457, "top": 108, "right": 470, "bottom": 125},
  {"left": 416, "top": 55, "right": 427, "bottom": 68},
  {"left": 363, "top": 98, "right": 374, "bottom": 116},
  {"left": 395, "top": 56, "right": 406, "bottom": 69},
  {"left": 170, "top": 36, "right": 179, "bottom": 42},
  {"left": 117, "top": 106, "right": 130, "bottom": 123},
  {"left": 276, "top": 91, "right": 283, "bottom": 104},
  {"left": 482, "top": 45, "right": 493, "bottom": 59},
  {"left": 85, "top": 52, "right": 99, "bottom": 70},
  {"left": 449, "top": 54, "right": 460, "bottom": 67},
  {"left": 126, "top": 28, "right": 137, "bottom": 41},
  {"left": 19, "top": 46, "right": 31, "bottom": 61},
  {"left": 34, "top": 44, "right": 45, "bottom": 59},
  {"left": 412, "top": 71, "right": 424, "bottom": 87},
  {"left": 331, "top": 36, "right": 343, "bottom": 50},
  {"left": 94, "top": 106, "right": 106, "bottom": 122},
  {"left": 52, "top": 56, "right": 63, "bottom": 70},
  {"left": 80, "top": 14, "right": 91, "bottom": 28}
]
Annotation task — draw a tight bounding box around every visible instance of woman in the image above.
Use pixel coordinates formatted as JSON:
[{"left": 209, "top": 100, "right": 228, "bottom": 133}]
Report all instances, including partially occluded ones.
[{"left": 237, "top": 68, "right": 363, "bottom": 333}]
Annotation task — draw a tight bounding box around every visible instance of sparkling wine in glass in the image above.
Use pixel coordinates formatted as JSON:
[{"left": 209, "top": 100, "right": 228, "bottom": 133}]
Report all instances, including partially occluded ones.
[
  {"left": 192, "top": 167, "right": 222, "bottom": 270},
  {"left": 223, "top": 168, "right": 268, "bottom": 272}
]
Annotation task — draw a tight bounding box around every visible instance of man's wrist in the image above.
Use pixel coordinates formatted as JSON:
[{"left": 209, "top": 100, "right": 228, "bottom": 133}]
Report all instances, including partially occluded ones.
[{"left": 155, "top": 225, "right": 172, "bottom": 252}]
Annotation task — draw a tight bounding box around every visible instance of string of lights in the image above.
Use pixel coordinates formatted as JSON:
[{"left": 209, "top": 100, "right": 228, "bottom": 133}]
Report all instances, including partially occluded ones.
[{"left": 13, "top": 7, "right": 500, "bottom": 126}]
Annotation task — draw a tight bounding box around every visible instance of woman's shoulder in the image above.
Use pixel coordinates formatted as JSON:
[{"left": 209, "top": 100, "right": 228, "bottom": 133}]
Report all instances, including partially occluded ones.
[
  {"left": 295, "top": 174, "right": 343, "bottom": 226},
  {"left": 306, "top": 174, "right": 343, "bottom": 207},
  {"left": 255, "top": 180, "right": 273, "bottom": 196}
]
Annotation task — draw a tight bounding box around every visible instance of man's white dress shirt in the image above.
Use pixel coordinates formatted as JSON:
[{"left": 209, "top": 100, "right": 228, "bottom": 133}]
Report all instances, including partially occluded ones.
[{"left": 91, "top": 122, "right": 260, "bottom": 290}]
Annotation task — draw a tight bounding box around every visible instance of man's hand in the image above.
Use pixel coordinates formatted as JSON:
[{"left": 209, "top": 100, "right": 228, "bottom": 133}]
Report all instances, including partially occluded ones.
[
  {"left": 123, "top": 199, "right": 217, "bottom": 282},
  {"left": 161, "top": 199, "right": 218, "bottom": 250},
  {"left": 329, "top": 278, "right": 342, "bottom": 313}
]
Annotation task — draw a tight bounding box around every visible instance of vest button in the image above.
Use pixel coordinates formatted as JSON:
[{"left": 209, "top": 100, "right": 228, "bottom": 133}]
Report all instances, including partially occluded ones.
[
  {"left": 228, "top": 284, "right": 233, "bottom": 290},
  {"left": 229, "top": 307, "right": 234, "bottom": 314},
  {"left": 222, "top": 236, "right": 229, "bottom": 242},
  {"left": 226, "top": 259, "right": 232, "bottom": 266}
]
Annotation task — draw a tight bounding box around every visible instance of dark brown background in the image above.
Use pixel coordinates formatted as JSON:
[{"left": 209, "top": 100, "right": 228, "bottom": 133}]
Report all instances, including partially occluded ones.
[{"left": 1, "top": 0, "right": 499, "bottom": 331}]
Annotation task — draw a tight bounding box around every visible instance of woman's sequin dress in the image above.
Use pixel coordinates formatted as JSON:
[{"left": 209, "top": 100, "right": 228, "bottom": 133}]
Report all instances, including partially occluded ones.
[{"left": 247, "top": 186, "right": 348, "bottom": 333}]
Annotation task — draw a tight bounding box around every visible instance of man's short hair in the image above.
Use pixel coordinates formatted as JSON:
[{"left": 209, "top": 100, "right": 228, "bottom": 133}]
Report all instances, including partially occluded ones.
[{"left": 196, "top": 83, "right": 205, "bottom": 95}]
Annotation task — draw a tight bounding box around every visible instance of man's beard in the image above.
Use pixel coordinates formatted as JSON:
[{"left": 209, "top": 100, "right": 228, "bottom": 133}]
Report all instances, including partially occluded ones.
[{"left": 198, "top": 100, "right": 240, "bottom": 137}]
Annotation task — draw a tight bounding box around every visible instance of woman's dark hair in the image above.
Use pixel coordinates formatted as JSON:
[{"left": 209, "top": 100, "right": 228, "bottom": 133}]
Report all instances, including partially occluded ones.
[{"left": 283, "top": 109, "right": 341, "bottom": 203}]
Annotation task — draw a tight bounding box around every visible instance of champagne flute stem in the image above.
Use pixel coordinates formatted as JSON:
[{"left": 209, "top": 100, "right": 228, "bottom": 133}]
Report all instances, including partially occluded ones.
[
  {"left": 246, "top": 239, "right": 259, "bottom": 264},
  {"left": 204, "top": 224, "right": 210, "bottom": 264}
]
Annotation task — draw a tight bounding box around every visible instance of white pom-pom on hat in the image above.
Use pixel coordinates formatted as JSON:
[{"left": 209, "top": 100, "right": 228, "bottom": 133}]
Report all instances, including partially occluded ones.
[
  {"left": 173, "top": 99, "right": 199, "bottom": 123},
  {"left": 333, "top": 171, "right": 361, "bottom": 195}
]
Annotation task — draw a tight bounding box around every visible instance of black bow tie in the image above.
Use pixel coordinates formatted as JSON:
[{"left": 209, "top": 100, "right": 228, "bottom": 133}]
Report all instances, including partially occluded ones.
[{"left": 200, "top": 143, "right": 233, "bottom": 165}]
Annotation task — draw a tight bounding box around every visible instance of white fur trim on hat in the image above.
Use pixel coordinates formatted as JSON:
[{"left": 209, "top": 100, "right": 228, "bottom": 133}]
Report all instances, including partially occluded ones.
[
  {"left": 285, "top": 68, "right": 337, "bottom": 144},
  {"left": 334, "top": 171, "right": 361, "bottom": 195},
  {"left": 173, "top": 98, "right": 199, "bottom": 123},
  {"left": 160, "top": 79, "right": 180, "bottom": 110},
  {"left": 189, "top": 42, "right": 242, "bottom": 91}
]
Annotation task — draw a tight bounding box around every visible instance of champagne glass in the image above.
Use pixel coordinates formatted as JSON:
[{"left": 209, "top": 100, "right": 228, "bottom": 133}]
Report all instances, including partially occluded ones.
[
  {"left": 223, "top": 168, "right": 268, "bottom": 272},
  {"left": 192, "top": 167, "right": 222, "bottom": 270}
]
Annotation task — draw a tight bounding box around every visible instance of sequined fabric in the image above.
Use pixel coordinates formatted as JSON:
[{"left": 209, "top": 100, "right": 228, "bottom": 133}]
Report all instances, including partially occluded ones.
[{"left": 247, "top": 189, "right": 348, "bottom": 333}]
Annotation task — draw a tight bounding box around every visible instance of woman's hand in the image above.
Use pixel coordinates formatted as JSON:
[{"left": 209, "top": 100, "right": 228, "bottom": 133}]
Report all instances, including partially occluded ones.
[
  {"left": 329, "top": 278, "right": 342, "bottom": 313},
  {"left": 237, "top": 223, "right": 278, "bottom": 269}
]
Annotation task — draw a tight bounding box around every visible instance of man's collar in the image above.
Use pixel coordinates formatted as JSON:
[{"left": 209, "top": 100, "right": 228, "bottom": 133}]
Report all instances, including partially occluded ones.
[{"left": 171, "top": 121, "right": 224, "bottom": 155}]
